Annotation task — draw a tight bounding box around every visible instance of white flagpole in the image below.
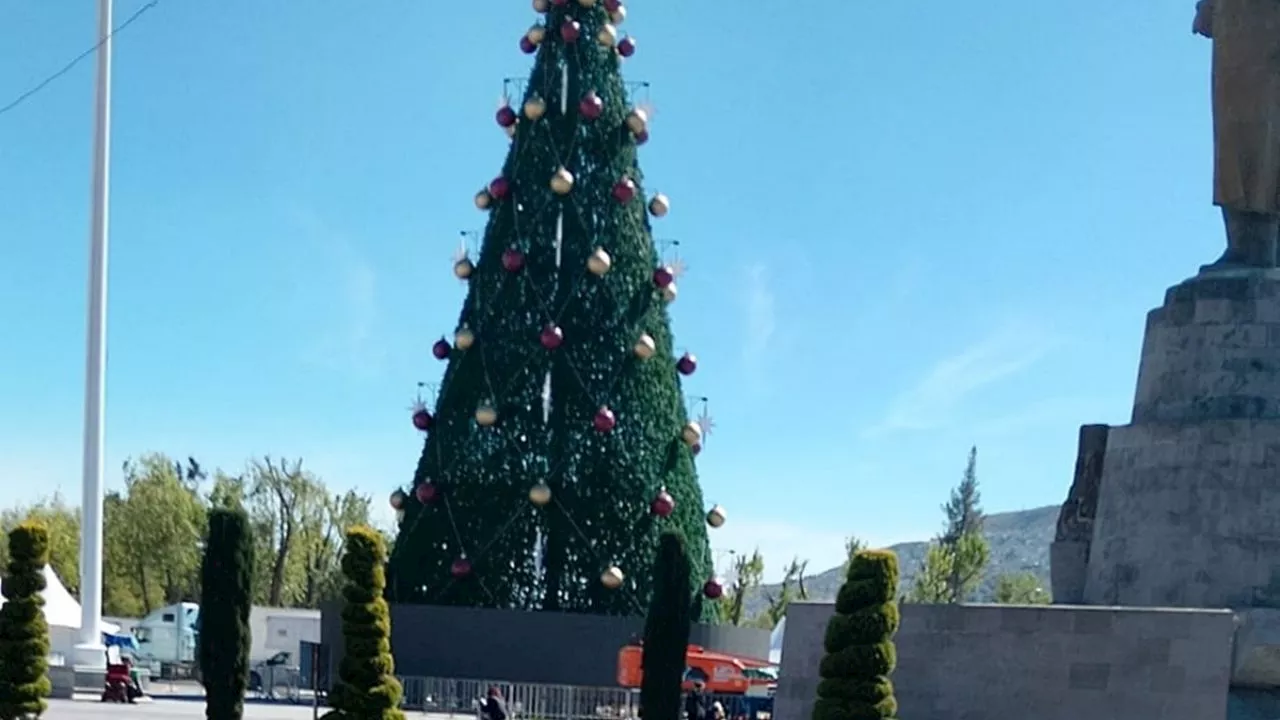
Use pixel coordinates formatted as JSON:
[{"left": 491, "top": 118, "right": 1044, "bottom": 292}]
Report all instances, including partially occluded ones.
[{"left": 75, "top": 0, "right": 112, "bottom": 667}]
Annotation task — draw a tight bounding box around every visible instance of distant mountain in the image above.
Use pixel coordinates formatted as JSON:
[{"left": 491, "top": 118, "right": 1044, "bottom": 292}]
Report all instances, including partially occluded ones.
[{"left": 742, "top": 505, "right": 1058, "bottom": 619}]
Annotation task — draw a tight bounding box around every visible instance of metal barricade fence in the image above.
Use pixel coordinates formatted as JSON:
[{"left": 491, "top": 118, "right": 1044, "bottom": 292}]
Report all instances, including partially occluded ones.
[{"left": 397, "top": 676, "right": 641, "bottom": 719}]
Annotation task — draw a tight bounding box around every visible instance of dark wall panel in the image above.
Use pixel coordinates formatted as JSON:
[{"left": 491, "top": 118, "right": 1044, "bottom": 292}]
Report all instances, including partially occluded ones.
[{"left": 321, "top": 603, "right": 771, "bottom": 688}]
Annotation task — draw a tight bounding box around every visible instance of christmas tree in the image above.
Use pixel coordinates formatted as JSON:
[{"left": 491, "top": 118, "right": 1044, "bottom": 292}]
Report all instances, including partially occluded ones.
[{"left": 387, "top": 0, "right": 727, "bottom": 617}]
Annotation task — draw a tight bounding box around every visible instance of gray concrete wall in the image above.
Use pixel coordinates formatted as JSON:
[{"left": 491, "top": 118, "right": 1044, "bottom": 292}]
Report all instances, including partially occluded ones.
[
  {"left": 774, "top": 601, "right": 1236, "bottom": 720},
  {"left": 321, "top": 602, "right": 771, "bottom": 688}
]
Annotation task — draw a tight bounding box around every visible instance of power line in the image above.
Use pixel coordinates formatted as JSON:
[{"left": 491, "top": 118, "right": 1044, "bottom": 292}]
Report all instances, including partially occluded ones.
[{"left": 0, "top": 1, "right": 159, "bottom": 118}]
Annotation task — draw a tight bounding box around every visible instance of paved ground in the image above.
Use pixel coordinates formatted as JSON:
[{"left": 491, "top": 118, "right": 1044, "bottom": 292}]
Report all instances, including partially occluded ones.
[{"left": 45, "top": 696, "right": 463, "bottom": 719}]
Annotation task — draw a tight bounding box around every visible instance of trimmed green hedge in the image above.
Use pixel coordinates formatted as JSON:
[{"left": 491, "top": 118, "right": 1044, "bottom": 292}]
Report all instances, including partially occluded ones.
[
  {"left": 812, "top": 550, "right": 900, "bottom": 720},
  {"left": 324, "top": 526, "right": 404, "bottom": 720},
  {"left": 0, "top": 522, "right": 51, "bottom": 720},
  {"left": 201, "top": 507, "right": 255, "bottom": 720}
]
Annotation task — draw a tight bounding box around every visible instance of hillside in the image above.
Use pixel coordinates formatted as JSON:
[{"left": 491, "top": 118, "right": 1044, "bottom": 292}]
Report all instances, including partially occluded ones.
[{"left": 743, "top": 504, "right": 1058, "bottom": 618}]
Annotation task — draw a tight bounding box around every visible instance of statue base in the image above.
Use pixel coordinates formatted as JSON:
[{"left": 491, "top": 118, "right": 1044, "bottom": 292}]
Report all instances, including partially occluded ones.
[{"left": 1082, "top": 270, "right": 1280, "bottom": 608}]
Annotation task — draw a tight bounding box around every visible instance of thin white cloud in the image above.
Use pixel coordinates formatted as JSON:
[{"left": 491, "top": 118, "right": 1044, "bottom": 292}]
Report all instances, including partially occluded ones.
[
  {"left": 868, "top": 320, "right": 1060, "bottom": 435},
  {"left": 740, "top": 263, "right": 777, "bottom": 388}
]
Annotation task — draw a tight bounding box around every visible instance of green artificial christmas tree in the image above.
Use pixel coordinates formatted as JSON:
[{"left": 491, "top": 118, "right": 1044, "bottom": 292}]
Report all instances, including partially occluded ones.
[
  {"left": 640, "top": 531, "right": 694, "bottom": 720},
  {"left": 325, "top": 527, "right": 404, "bottom": 720},
  {"left": 0, "top": 522, "right": 51, "bottom": 720},
  {"left": 813, "top": 550, "right": 901, "bottom": 720},
  {"left": 200, "top": 507, "right": 255, "bottom": 720},
  {"left": 388, "top": 0, "right": 724, "bottom": 617}
]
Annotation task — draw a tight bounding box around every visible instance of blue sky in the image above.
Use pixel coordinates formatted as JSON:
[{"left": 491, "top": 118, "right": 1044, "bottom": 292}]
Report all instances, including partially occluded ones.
[{"left": 0, "top": 1, "right": 1218, "bottom": 581}]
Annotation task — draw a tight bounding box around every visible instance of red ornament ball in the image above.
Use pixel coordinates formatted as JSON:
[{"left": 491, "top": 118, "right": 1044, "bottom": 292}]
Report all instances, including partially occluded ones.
[
  {"left": 451, "top": 557, "right": 472, "bottom": 578},
  {"left": 594, "top": 406, "right": 617, "bottom": 433},
  {"left": 496, "top": 105, "right": 517, "bottom": 128},
  {"left": 635, "top": 129, "right": 649, "bottom": 145},
  {"left": 651, "top": 490, "right": 675, "bottom": 518},
  {"left": 652, "top": 266, "right": 675, "bottom": 288},
  {"left": 612, "top": 178, "right": 637, "bottom": 204},
  {"left": 415, "top": 482, "right": 439, "bottom": 504},
  {"left": 520, "top": 36, "right": 537, "bottom": 54},
  {"left": 604, "top": 0, "right": 621, "bottom": 11},
  {"left": 489, "top": 177, "right": 510, "bottom": 200},
  {"left": 432, "top": 338, "right": 451, "bottom": 360},
  {"left": 703, "top": 578, "right": 724, "bottom": 600},
  {"left": 502, "top": 247, "right": 526, "bottom": 272},
  {"left": 579, "top": 92, "right": 604, "bottom": 121},
  {"left": 551, "top": 0, "right": 568, "bottom": 5},
  {"left": 691, "top": 442, "right": 703, "bottom": 456},
  {"left": 412, "top": 409, "right": 434, "bottom": 432},
  {"left": 618, "top": 36, "right": 637, "bottom": 57},
  {"left": 561, "top": 19, "right": 581, "bottom": 43},
  {"left": 676, "top": 353, "right": 697, "bottom": 376},
  {"left": 540, "top": 324, "right": 564, "bottom": 350}
]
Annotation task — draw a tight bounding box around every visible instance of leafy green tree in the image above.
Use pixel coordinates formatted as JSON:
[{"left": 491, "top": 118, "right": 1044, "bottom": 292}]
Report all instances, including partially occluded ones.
[
  {"left": 325, "top": 527, "right": 403, "bottom": 720},
  {"left": 909, "top": 448, "right": 989, "bottom": 603},
  {"left": 721, "top": 549, "right": 764, "bottom": 626},
  {"left": 0, "top": 496, "right": 80, "bottom": 597},
  {"left": 993, "top": 572, "right": 1051, "bottom": 604},
  {"left": 117, "top": 454, "right": 207, "bottom": 610},
  {"left": 200, "top": 507, "right": 255, "bottom": 720},
  {"left": 388, "top": 0, "right": 714, "bottom": 615},
  {"left": 813, "top": 550, "right": 900, "bottom": 720},
  {"left": 641, "top": 532, "right": 694, "bottom": 720},
  {"left": 0, "top": 522, "right": 52, "bottom": 719},
  {"left": 763, "top": 557, "right": 809, "bottom": 626},
  {"left": 841, "top": 536, "right": 865, "bottom": 575}
]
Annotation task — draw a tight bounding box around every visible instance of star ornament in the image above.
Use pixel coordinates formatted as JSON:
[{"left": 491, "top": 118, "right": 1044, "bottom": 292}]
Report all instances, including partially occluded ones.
[
  {"left": 695, "top": 411, "right": 716, "bottom": 438},
  {"left": 670, "top": 258, "right": 688, "bottom": 278}
]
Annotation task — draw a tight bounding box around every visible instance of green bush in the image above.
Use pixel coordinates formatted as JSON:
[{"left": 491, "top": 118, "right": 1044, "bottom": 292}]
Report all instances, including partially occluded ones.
[
  {"left": 201, "top": 507, "right": 255, "bottom": 720},
  {"left": 324, "top": 526, "right": 404, "bottom": 720},
  {"left": 0, "top": 522, "right": 51, "bottom": 720},
  {"left": 640, "top": 531, "right": 694, "bottom": 720},
  {"left": 812, "top": 550, "right": 900, "bottom": 720}
]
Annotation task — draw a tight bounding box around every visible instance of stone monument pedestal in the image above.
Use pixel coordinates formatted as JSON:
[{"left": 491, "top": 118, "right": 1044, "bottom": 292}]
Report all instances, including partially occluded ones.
[{"left": 1083, "top": 270, "right": 1280, "bottom": 609}]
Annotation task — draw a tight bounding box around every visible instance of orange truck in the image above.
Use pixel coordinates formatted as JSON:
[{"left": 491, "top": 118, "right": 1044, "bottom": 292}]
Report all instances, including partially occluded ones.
[{"left": 616, "top": 643, "right": 777, "bottom": 696}]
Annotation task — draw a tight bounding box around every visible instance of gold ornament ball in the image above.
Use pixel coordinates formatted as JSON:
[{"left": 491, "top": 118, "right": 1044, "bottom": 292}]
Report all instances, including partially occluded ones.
[
  {"left": 476, "top": 404, "right": 498, "bottom": 427},
  {"left": 453, "top": 257, "right": 475, "bottom": 279},
  {"left": 661, "top": 281, "right": 678, "bottom": 303},
  {"left": 681, "top": 420, "right": 702, "bottom": 446},
  {"left": 533, "top": 0, "right": 550, "bottom": 11},
  {"left": 611, "top": 6, "right": 627, "bottom": 24},
  {"left": 475, "top": 190, "right": 493, "bottom": 210},
  {"left": 389, "top": 489, "right": 407, "bottom": 510},
  {"left": 706, "top": 504, "right": 728, "bottom": 529},
  {"left": 634, "top": 333, "right": 656, "bottom": 359},
  {"left": 601, "top": 565, "right": 624, "bottom": 589},
  {"left": 529, "top": 483, "right": 552, "bottom": 506},
  {"left": 551, "top": 167, "right": 575, "bottom": 195},
  {"left": 524, "top": 96, "right": 547, "bottom": 121},
  {"left": 455, "top": 326, "right": 475, "bottom": 350},
  {"left": 649, "top": 193, "right": 670, "bottom": 217},
  {"left": 577, "top": 0, "right": 597, "bottom": 6},
  {"left": 626, "top": 108, "right": 648, "bottom": 135},
  {"left": 527, "top": 25, "right": 546, "bottom": 45},
  {"left": 587, "top": 247, "right": 613, "bottom": 276},
  {"left": 597, "top": 23, "right": 618, "bottom": 47}
]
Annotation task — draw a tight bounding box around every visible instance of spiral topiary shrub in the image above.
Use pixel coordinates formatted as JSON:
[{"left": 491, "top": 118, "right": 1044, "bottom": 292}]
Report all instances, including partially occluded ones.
[
  {"left": 0, "top": 521, "right": 52, "bottom": 719},
  {"left": 201, "top": 507, "right": 255, "bottom": 720},
  {"left": 640, "top": 530, "right": 694, "bottom": 720},
  {"left": 813, "top": 549, "right": 900, "bottom": 720},
  {"left": 324, "top": 526, "right": 404, "bottom": 720}
]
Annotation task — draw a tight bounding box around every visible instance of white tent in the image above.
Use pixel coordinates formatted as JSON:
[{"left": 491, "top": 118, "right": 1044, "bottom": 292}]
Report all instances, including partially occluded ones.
[
  {"left": 769, "top": 616, "right": 785, "bottom": 664},
  {"left": 0, "top": 566, "right": 120, "bottom": 633}
]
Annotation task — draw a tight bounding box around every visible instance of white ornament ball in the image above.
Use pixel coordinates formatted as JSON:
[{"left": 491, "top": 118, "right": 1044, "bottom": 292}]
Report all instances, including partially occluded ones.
[
  {"left": 551, "top": 167, "right": 575, "bottom": 195},
  {"left": 389, "top": 489, "right": 407, "bottom": 510},
  {"left": 587, "top": 247, "right": 613, "bottom": 276},
  {"left": 626, "top": 108, "right": 648, "bottom": 135},
  {"left": 527, "top": 25, "right": 547, "bottom": 45},
  {"left": 706, "top": 504, "right": 727, "bottom": 529},
  {"left": 611, "top": 6, "right": 627, "bottom": 24},
  {"left": 474, "top": 190, "right": 492, "bottom": 210},
  {"left": 681, "top": 420, "right": 702, "bottom": 446},
  {"left": 597, "top": 23, "right": 618, "bottom": 47},
  {"left": 601, "top": 565, "right": 624, "bottom": 589},
  {"left": 505, "top": 122, "right": 517, "bottom": 139},
  {"left": 524, "top": 95, "right": 547, "bottom": 121},
  {"left": 661, "top": 281, "right": 678, "bottom": 303},
  {"left": 529, "top": 483, "right": 552, "bottom": 506},
  {"left": 454, "top": 326, "right": 475, "bottom": 350},
  {"left": 634, "top": 333, "right": 656, "bottom": 359},
  {"left": 533, "top": 0, "right": 550, "bottom": 11},
  {"left": 649, "top": 193, "right": 670, "bottom": 217},
  {"left": 577, "top": 0, "right": 597, "bottom": 6},
  {"left": 476, "top": 404, "right": 498, "bottom": 427},
  {"left": 454, "top": 257, "right": 475, "bottom": 279}
]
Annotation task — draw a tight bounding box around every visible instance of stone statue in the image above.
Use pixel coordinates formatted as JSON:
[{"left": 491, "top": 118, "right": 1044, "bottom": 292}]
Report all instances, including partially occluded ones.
[{"left": 1194, "top": 0, "right": 1280, "bottom": 269}]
